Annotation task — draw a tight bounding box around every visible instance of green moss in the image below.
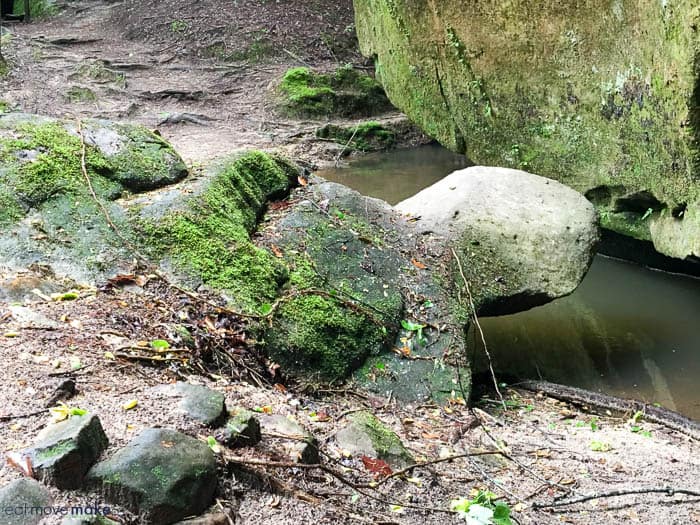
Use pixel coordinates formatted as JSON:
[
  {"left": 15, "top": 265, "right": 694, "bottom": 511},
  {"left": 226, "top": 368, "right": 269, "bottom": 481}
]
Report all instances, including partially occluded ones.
[
  {"left": 12, "top": 0, "right": 56, "bottom": 18},
  {"left": 316, "top": 121, "right": 395, "bottom": 151},
  {"left": 270, "top": 292, "right": 387, "bottom": 381},
  {"left": 349, "top": 411, "right": 413, "bottom": 462},
  {"left": 35, "top": 439, "right": 74, "bottom": 461},
  {"left": 139, "top": 151, "right": 296, "bottom": 311},
  {"left": 65, "top": 86, "right": 97, "bottom": 103},
  {"left": 277, "top": 65, "right": 392, "bottom": 118},
  {"left": 0, "top": 122, "right": 113, "bottom": 210}
]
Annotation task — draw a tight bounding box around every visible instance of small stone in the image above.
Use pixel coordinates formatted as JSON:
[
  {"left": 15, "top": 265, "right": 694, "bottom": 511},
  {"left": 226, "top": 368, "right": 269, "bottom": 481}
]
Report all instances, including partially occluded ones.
[
  {"left": 336, "top": 411, "right": 413, "bottom": 468},
  {"left": 260, "top": 414, "right": 319, "bottom": 464},
  {"left": 19, "top": 414, "right": 108, "bottom": 489},
  {"left": 151, "top": 383, "right": 227, "bottom": 426},
  {"left": 0, "top": 478, "right": 52, "bottom": 525},
  {"left": 87, "top": 428, "right": 217, "bottom": 525},
  {"left": 217, "top": 408, "right": 261, "bottom": 447}
]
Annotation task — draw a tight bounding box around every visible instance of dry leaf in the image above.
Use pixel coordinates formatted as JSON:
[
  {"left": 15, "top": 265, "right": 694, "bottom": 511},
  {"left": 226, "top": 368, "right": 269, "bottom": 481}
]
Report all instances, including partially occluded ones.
[
  {"left": 122, "top": 399, "right": 138, "bottom": 411},
  {"left": 270, "top": 245, "right": 283, "bottom": 258},
  {"left": 360, "top": 456, "right": 392, "bottom": 478},
  {"left": 297, "top": 175, "right": 308, "bottom": 187},
  {"left": 411, "top": 258, "right": 427, "bottom": 269}
]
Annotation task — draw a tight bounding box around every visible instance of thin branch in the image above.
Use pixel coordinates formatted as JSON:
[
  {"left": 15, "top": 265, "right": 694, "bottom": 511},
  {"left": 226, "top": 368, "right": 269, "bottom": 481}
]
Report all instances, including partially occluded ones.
[
  {"left": 451, "top": 248, "right": 505, "bottom": 407},
  {"left": 533, "top": 487, "right": 700, "bottom": 509}
]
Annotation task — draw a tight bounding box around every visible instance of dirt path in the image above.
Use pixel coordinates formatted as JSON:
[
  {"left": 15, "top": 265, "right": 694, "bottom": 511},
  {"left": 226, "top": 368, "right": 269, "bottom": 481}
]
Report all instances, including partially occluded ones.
[{"left": 1, "top": 0, "right": 406, "bottom": 165}]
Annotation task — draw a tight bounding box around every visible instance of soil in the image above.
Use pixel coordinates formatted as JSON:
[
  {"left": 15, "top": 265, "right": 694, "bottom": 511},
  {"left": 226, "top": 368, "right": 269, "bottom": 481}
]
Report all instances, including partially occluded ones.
[{"left": 0, "top": 2, "right": 699, "bottom": 525}]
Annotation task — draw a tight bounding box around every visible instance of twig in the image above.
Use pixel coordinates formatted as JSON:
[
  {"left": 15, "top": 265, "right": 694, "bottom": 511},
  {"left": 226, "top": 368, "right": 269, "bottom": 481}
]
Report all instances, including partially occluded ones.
[
  {"left": 0, "top": 409, "right": 46, "bottom": 422},
  {"left": 533, "top": 487, "right": 700, "bottom": 509},
  {"left": 334, "top": 124, "right": 360, "bottom": 167},
  {"left": 48, "top": 364, "right": 92, "bottom": 377},
  {"left": 282, "top": 48, "right": 312, "bottom": 67},
  {"left": 451, "top": 248, "right": 505, "bottom": 408}
]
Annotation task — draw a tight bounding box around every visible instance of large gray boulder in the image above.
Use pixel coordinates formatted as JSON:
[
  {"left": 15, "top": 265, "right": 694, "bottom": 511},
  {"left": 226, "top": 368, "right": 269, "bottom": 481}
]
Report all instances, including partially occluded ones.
[
  {"left": 396, "top": 166, "right": 599, "bottom": 315},
  {"left": 87, "top": 428, "right": 217, "bottom": 525}
]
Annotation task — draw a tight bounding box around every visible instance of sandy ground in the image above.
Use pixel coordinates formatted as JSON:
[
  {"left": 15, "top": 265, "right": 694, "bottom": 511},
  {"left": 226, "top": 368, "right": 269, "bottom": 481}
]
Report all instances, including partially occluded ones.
[{"left": 0, "top": 1, "right": 698, "bottom": 524}]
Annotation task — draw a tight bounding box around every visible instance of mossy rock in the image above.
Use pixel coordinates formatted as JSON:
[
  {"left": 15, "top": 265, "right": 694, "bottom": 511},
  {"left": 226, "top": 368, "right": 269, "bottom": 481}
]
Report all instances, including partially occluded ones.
[
  {"left": 354, "top": 0, "right": 700, "bottom": 260},
  {"left": 316, "top": 121, "right": 396, "bottom": 151},
  {"left": 275, "top": 65, "right": 393, "bottom": 118},
  {"left": 336, "top": 411, "right": 413, "bottom": 468},
  {"left": 136, "top": 151, "right": 299, "bottom": 311},
  {"left": 262, "top": 182, "right": 405, "bottom": 382}
]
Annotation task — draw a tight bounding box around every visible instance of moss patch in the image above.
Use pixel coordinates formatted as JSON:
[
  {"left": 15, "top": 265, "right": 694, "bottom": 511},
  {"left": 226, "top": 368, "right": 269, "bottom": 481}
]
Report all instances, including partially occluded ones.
[
  {"left": 139, "top": 151, "right": 297, "bottom": 311},
  {"left": 316, "top": 121, "right": 395, "bottom": 151},
  {"left": 276, "top": 65, "right": 393, "bottom": 118},
  {"left": 347, "top": 410, "right": 413, "bottom": 464}
]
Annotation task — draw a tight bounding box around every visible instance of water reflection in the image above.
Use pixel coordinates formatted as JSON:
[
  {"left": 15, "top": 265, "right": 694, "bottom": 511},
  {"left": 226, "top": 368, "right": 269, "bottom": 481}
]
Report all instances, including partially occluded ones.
[{"left": 472, "top": 256, "right": 700, "bottom": 419}]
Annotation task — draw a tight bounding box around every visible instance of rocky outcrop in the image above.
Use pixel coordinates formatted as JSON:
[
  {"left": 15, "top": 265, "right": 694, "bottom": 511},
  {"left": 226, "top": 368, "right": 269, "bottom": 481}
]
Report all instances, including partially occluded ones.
[
  {"left": 396, "top": 166, "right": 599, "bottom": 315},
  {"left": 353, "top": 0, "right": 700, "bottom": 261}
]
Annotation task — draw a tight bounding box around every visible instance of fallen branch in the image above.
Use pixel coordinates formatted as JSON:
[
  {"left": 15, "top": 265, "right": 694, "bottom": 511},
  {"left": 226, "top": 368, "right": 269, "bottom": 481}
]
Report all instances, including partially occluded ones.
[
  {"left": 517, "top": 380, "right": 700, "bottom": 440},
  {"left": 0, "top": 409, "right": 46, "bottom": 422},
  {"left": 533, "top": 487, "right": 700, "bottom": 509}
]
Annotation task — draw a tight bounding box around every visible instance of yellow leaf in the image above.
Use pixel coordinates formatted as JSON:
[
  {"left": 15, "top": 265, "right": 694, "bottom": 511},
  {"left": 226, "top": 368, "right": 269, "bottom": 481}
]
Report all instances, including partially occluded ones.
[
  {"left": 406, "top": 476, "right": 422, "bottom": 486},
  {"left": 49, "top": 405, "right": 70, "bottom": 422},
  {"left": 104, "top": 351, "right": 115, "bottom": 360},
  {"left": 3, "top": 332, "right": 19, "bottom": 338},
  {"left": 122, "top": 399, "right": 138, "bottom": 411}
]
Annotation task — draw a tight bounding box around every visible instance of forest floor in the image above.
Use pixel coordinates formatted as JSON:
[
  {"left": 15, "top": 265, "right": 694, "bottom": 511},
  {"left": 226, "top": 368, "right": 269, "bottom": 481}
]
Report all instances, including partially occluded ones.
[{"left": 0, "top": 1, "right": 699, "bottom": 524}]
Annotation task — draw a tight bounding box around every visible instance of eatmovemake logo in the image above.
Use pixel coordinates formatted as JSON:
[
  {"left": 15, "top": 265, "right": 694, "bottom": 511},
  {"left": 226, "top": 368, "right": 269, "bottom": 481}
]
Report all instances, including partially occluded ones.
[{"left": 3, "top": 501, "right": 113, "bottom": 518}]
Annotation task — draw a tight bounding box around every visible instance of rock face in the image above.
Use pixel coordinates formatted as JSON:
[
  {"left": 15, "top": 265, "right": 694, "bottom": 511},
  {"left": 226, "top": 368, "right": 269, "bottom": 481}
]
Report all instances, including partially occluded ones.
[
  {"left": 335, "top": 411, "right": 413, "bottom": 468},
  {"left": 19, "top": 414, "right": 108, "bottom": 489},
  {"left": 87, "top": 428, "right": 217, "bottom": 525},
  {"left": 0, "top": 478, "right": 52, "bottom": 525},
  {"left": 353, "top": 0, "right": 700, "bottom": 261},
  {"left": 397, "top": 166, "right": 599, "bottom": 315}
]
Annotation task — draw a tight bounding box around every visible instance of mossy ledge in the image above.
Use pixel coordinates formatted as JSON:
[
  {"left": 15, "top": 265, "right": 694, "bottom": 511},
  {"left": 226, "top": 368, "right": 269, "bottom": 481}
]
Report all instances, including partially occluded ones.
[
  {"left": 137, "top": 151, "right": 299, "bottom": 312},
  {"left": 316, "top": 121, "right": 395, "bottom": 151},
  {"left": 275, "top": 65, "right": 393, "bottom": 118}
]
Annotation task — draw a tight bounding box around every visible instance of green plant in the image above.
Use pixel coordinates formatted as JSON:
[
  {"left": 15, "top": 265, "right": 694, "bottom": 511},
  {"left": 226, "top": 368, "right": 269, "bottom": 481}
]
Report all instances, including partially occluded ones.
[
  {"left": 13, "top": 0, "right": 57, "bottom": 18},
  {"left": 450, "top": 491, "right": 513, "bottom": 524},
  {"left": 401, "top": 319, "right": 426, "bottom": 345},
  {"left": 170, "top": 19, "right": 189, "bottom": 33}
]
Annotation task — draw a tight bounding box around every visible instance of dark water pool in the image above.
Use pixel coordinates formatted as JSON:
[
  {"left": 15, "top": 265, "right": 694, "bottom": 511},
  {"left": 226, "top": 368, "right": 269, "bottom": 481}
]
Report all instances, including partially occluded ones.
[{"left": 314, "top": 145, "right": 700, "bottom": 419}]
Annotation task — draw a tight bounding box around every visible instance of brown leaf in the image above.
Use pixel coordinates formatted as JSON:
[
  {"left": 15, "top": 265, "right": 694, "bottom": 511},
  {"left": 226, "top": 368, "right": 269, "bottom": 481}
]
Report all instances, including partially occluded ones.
[
  {"left": 297, "top": 175, "right": 308, "bottom": 187},
  {"left": 411, "top": 258, "right": 427, "bottom": 269},
  {"left": 270, "top": 244, "right": 283, "bottom": 258},
  {"left": 360, "top": 455, "right": 393, "bottom": 478}
]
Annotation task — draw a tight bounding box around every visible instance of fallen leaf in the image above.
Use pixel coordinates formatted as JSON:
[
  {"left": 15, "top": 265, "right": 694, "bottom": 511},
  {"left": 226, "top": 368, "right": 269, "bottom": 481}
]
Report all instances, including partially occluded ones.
[
  {"left": 360, "top": 456, "right": 392, "bottom": 478},
  {"left": 270, "top": 244, "right": 283, "bottom": 258},
  {"left": 411, "top": 258, "right": 427, "bottom": 269},
  {"left": 3, "top": 332, "right": 19, "bottom": 338},
  {"left": 104, "top": 351, "right": 115, "bottom": 360},
  {"left": 51, "top": 291, "right": 79, "bottom": 301},
  {"left": 122, "top": 399, "right": 138, "bottom": 411},
  {"left": 297, "top": 175, "right": 308, "bottom": 187}
]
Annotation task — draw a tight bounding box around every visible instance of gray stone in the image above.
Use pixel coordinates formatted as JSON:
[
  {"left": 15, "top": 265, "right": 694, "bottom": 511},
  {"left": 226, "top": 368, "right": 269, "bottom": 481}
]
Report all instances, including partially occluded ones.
[
  {"left": 261, "top": 415, "right": 319, "bottom": 464},
  {"left": 9, "top": 305, "right": 60, "bottom": 330},
  {"left": 0, "top": 478, "right": 52, "bottom": 525},
  {"left": 152, "top": 383, "right": 226, "bottom": 426},
  {"left": 217, "top": 408, "right": 261, "bottom": 447},
  {"left": 20, "top": 414, "right": 108, "bottom": 489},
  {"left": 335, "top": 411, "right": 413, "bottom": 469},
  {"left": 87, "top": 428, "right": 217, "bottom": 525},
  {"left": 397, "top": 166, "right": 599, "bottom": 315}
]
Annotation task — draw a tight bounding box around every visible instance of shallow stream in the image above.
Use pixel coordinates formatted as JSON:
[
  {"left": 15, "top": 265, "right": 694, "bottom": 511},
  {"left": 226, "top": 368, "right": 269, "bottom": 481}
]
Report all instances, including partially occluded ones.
[{"left": 316, "top": 145, "right": 700, "bottom": 419}]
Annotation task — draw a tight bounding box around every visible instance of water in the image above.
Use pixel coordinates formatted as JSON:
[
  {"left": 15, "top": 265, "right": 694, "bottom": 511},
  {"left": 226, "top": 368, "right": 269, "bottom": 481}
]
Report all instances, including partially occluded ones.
[
  {"left": 315, "top": 143, "right": 470, "bottom": 205},
  {"left": 316, "top": 144, "right": 700, "bottom": 419}
]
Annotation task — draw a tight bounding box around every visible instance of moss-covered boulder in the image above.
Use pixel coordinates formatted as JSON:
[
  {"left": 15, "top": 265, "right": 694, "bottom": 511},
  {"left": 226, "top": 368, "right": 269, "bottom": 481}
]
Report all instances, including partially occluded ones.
[
  {"left": 262, "top": 181, "right": 405, "bottom": 382},
  {"left": 0, "top": 112, "right": 187, "bottom": 284},
  {"left": 354, "top": 0, "right": 700, "bottom": 261},
  {"left": 275, "top": 65, "right": 393, "bottom": 118},
  {"left": 136, "top": 151, "right": 298, "bottom": 310}
]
